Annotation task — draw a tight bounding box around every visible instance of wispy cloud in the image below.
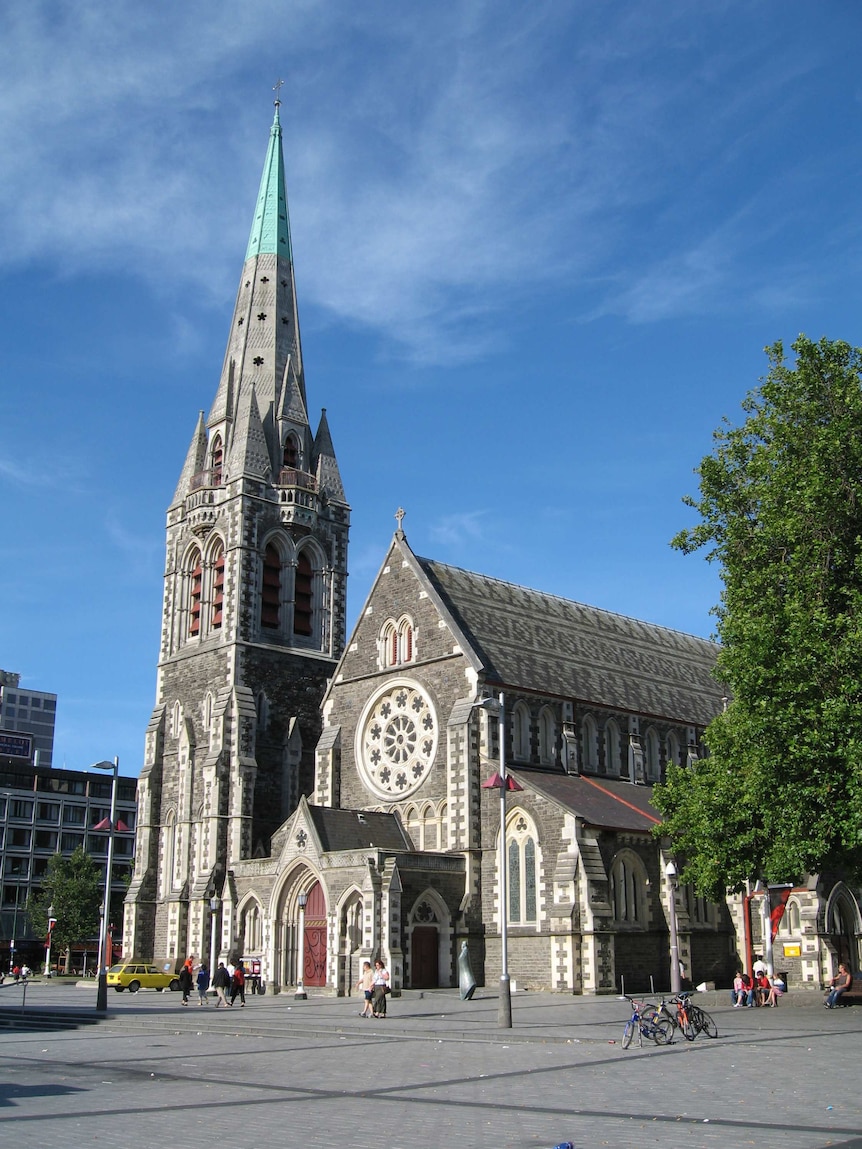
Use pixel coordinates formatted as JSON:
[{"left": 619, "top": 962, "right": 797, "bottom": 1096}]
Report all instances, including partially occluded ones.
[{"left": 0, "top": 1, "right": 845, "bottom": 364}]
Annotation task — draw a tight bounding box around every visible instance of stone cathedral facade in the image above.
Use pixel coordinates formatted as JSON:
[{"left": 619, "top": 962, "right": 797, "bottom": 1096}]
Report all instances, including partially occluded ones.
[
  {"left": 124, "top": 105, "right": 350, "bottom": 963},
  {"left": 125, "top": 106, "right": 861, "bottom": 995}
]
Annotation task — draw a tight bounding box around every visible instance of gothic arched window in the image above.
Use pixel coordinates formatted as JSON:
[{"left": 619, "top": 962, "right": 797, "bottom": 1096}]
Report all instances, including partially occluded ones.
[
  {"left": 211, "top": 542, "right": 225, "bottom": 630},
  {"left": 666, "top": 730, "right": 680, "bottom": 769},
  {"left": 188, "top": 548, "right": 202, "bottom": 637},
  {"left": 507, "top": 811, "right": 539, "bottom": 924},
  {"left": 282, "top": 434, "right": 298, "bottom": 470},
  {"left": 604, "top": 720, "right": 621, "bottom": 775},
  {"left": 261, "top": 543, "right": 281, "bottom": 630},
  {"left": 538, "top": 707, "right": 555, "bottom": 766},
  {"left": 645, "top": 727, "right": 660, "bottom": 781},
  {"left": 210, "top": 435, "right": 223, "bottom": 486},
  {"left": 293, "top": 550, "right": 313, "bottom": 636},
  {"left": 380, "top": 616, "right": 416, "bottom": 667},
  {"left": 611, "top": 852, "right": 647, "bottom": 925},
  {"left": 512, "top": 702, "right": 531, "bottom": 762},
  {"left": 582, "top": 715, "right": 599, "bottom": 770}
]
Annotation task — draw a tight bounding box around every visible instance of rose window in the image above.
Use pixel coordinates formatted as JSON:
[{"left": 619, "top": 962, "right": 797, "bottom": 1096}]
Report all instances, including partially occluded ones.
[{"left": 359, "top": 681, "right": 438, "bottom": 798}]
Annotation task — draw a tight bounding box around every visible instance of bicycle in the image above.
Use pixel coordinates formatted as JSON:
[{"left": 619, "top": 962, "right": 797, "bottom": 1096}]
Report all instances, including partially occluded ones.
[
  {"left": 621, "top": 995, "right": 674, "bottom": 1049},
  {"left": 644, "top": 993, "right": 696, "bottom": 1041},
  {"left": 687, "top": 996, "right": 719, "bottom": 1039}
]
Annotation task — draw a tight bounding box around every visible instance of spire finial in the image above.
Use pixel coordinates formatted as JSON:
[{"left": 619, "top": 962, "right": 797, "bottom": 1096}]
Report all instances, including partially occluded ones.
[
  {"left": 273, "top": 78, "right": 284, "bottom": 108},
  {"left": 395, "top": 507, "right": 406, "bottom": 537}
]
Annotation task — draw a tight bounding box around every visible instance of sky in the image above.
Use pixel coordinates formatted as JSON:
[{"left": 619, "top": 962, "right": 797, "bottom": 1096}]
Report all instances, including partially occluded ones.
[{"left": 1, "top": 1, "right": 860, "bottom": 777}]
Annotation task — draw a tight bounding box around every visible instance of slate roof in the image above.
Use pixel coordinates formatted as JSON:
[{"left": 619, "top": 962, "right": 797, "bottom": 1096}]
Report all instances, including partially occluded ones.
[
  {"left": 512, "top": 769, "right": 661, "bottom": 832},
  {"left": 416, "top": 556, "right": 724, "bottom": 726},
  {"left": 306, "top": 806, "right": 414, "bottom": 852}
]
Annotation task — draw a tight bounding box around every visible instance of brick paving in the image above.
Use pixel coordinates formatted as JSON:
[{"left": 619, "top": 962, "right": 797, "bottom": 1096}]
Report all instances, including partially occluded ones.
[{"left": 1, "top": 983, "right": 860, "bottom": 1149}]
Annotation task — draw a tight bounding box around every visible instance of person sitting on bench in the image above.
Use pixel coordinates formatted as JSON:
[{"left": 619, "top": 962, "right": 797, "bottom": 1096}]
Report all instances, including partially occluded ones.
[{"left": 825, "top": 964, "right": 852, "bottom": 1008}]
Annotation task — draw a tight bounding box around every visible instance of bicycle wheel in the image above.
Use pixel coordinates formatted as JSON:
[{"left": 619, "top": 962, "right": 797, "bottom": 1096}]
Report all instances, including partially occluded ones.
[
  {"left": 641, "top": 1002, "right": 659, "bottom": 1020},
  {"left": 652, "top": 1018, "right": 674, "bottom": 1045},
  {"left": 678, "top": 1009, "right": 697, "bottom": 1041},
  {"left": 700, "top": 1010, "right": 719, "bottom": 1039},
  {"left": 622, "top": 1020, "right": 635, "bottom": 1049}
]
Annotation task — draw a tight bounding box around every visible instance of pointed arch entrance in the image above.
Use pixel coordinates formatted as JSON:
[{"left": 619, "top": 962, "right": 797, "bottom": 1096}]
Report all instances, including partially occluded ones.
[{"left": 302, "top": 880, "right": 328, "bottom": 987}]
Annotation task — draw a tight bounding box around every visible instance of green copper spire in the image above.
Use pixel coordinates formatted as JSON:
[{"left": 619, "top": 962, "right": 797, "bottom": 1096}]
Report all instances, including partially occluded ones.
[{"left": 245, "top": 103, "right": 293, "bottom": 261}]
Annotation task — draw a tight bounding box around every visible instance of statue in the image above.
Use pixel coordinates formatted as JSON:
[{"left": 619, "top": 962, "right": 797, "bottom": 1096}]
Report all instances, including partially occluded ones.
[{"left": 458, "top": 940, "right": 476, "bottom": 1000}]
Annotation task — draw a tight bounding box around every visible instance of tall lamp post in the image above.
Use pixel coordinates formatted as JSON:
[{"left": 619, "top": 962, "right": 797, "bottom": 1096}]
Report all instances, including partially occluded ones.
[
  {"left": 90, "top": 757, "right": 119, "bottom": 1012},
  {"left": 665, "top": 861, "right": 682, "bottom": 995},
  {"left": 44, "top": 904, "right": 56, "bottom": 976},
  {"left": 295, "top": 891, "right": 308, "bottom": 1000},
  {"left": 476, "top": 691, "right": 522, "bottom": 1029},
  {"left": 209, "top": 895, "right": 221, "bottom": 978}
]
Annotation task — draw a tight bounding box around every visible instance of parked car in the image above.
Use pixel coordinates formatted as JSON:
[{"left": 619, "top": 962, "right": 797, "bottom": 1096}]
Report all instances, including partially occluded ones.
[{"left": 106, "top": 962, "right": 180, "bottom": 993}]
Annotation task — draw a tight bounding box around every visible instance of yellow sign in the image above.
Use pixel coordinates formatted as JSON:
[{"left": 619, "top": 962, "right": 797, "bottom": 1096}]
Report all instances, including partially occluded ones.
[{"left": 782, "top": 943, "right": 801, "bottom": 957}]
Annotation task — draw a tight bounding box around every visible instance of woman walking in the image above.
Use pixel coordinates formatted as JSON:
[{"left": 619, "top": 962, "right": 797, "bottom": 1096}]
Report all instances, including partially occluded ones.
[
  {"left": 196, "top": 962, "right": 210, "bottom": 1005},
  {"left": 371, "top": 958, "right": 390, "bottom": 1018},
  {"left": 356, "top": 961, "right": 374, "bottom": 1017}
]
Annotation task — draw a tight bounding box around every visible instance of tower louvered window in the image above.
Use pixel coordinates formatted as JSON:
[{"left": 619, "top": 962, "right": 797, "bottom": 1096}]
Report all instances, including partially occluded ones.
[
  {"left": 211, "top": 435, "right": 223, "bottom": 486},
  {"left": 211, "top": 546, "right": 225, "bottom": 629},
  {"left": 261, "top": 544, "right": 281, "bottom": 630},
  {"left": 189, "top": 552, "right": 203, "bottom": 636},
  {"left": 293, "top": 551, "right": 313, "bottom": 636},
  {"left": 283, "top": 436, "right": 298, "bottom": 469}
]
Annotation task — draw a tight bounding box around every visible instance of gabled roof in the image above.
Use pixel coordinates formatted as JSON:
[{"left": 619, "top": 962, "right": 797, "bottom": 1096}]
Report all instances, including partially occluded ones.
[
  {"left": 514, "top": 770, "right": 661, "bottom": 832},
  {"left": 415, "top": 553, "right": 724, "bottom": 726},
  {"left": 306, "top": 805, "right": 414, "bottom": 852}
]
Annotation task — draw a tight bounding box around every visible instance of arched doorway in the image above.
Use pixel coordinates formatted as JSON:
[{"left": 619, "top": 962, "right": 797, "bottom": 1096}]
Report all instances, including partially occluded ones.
[
  {"left": 303, "top": 880, "right": 327, "bottom": 987},
  {"left": 407, "top": 894, "right": 451, "bottom": 988},
  {"left": 827, "top": 888, "right": 861, "bottom": 970}
]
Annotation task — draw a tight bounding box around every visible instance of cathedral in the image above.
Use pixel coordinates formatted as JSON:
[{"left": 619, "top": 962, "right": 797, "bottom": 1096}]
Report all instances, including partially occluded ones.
[{"left": 125, "top": 103, "right": 861, "bottom": 996}]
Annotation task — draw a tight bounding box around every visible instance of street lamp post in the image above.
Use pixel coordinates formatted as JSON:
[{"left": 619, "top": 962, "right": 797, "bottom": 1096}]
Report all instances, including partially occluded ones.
[
  {"left": 44, "top": 904, "right": 56, "bottom": 976},
  {"left": 476, "top": 691, "right": 522, "bottom": 1029},
  {"left": 295, "top": 891, "right": 308, "bottom": 1000},
  {"left": 665, "top": 861, "right": 682, "bottom": 995},
  {"left": 209, "top": 895, "right": 221, "bottom": 978},
  {"left": 90, "top": 757, "right": 119, "bottom": 1012}
]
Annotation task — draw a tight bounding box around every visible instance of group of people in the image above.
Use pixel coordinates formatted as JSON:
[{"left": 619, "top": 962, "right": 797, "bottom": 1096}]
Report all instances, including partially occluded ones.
[
  {"left": 731, "top": 968, "right": 785, "bottom": 1007},
  {"left": 355, "top": 959, "right": 391, "bottom": 1018},
  {"left": 177, "top": 955, "right": 248, "bottom": 1008}
]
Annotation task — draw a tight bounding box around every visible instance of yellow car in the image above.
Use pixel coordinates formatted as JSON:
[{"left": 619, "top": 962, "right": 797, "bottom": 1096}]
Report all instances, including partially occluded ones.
[{"left": 106, "top": 962, "right": 181, "bottom": 993}]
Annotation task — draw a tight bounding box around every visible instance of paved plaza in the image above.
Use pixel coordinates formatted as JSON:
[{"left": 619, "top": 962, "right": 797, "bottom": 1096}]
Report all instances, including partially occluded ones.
[{"left": 1, "top": 983, "right": 860, "bottom": 1149}]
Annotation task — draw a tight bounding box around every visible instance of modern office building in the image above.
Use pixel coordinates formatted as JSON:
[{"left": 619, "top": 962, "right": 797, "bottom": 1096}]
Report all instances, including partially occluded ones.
[
  {"left": 0, "top": 670, "right": 57, "bottom": 768},
  {"left": 0, "top": 672, "right": 137, "bottom": 968}
]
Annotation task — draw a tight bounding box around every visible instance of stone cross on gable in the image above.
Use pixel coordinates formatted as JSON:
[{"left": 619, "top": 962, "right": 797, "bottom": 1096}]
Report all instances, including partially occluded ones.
[{"left": 395, "top": 507, "right": 406, "bottom": 535}]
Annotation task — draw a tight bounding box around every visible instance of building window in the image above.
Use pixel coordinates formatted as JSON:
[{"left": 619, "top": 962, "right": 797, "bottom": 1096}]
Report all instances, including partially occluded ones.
[
  {"left": 261, "top": 544, "right": 281, "bottom": 630},
  {"left": 8, "top": 827, "right": 31, "bottom": 849},
  {"left": 604, "top": 720, "right": 621, "bottom": 775},
  {"left": 9, "top": 799, "right": 33, "bottom": 820},
  {"left": 210, "top": 435, "right": 223, "bottom": 486},
  {"left": 241, "top": 901, "right": 263, "bottom": 951},
  {"left": 511, "top": 702, "right": 531, "bottom": 762},
  {"left": 188, "top": 549, "right": 203, "bottom": 637},
  {"left": 380, "top": 616, "right": 415, "bottom": 668},
  {"left": 507, "top": 812, "right": 539, "bottom": 925},
  {"left": 645, "top": 727, "right": 660, "bottom": 781},
  {"left": 666, "top": 731, "right": 680, "bottom": 768},
  {"left": 293, "top": 551, "right": 313, "bottom": 637},
  {"left": 538, "top": 707, "right": 555, "bottom": 766},
  {"left": 779, "top": 897, "right": 801, "bottom": 935},
  {"left": 611, "top": 853, "right": 647, "bottom": 924},
  {"left": 582, "top": 715, "right": 599, "bottom": 770},
  {"left": 62, "top": 806, "right": 86, "bottom": 826},
  {"left": 282, "top": 435, "right": 299, "bottom": 469},
  {"left": 36, "top": 802, "right": 60, "bottom": 822},
  {"left": 211, "top": 543, "right": 225, "bottom": 630}
]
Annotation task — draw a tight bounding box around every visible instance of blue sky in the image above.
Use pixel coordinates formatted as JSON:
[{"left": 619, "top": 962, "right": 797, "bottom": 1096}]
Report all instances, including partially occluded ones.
[{"left": 1, "top": 1, "right": 860, "bottom": 776}]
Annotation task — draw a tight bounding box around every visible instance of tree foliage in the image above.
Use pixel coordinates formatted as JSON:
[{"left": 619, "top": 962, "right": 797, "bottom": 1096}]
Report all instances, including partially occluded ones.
[
  {"left": 653, "top": 336, "right": 862, "bottom": 897},
  {"left": 27, "top": 847, "right": 102, "bottom": 962}
]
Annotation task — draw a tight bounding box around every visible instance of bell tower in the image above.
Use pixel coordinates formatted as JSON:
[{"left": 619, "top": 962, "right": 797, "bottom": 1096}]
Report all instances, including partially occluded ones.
[{"left": 125, "top": 99, "right": 350, "bottom": 963}]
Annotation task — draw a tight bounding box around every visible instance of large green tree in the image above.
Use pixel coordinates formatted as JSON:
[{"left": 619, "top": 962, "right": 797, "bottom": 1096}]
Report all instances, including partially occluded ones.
[
  {"left": 27, "top": 847, "right": 102, "bottom": 972},
  {"left": 653, "top": 336, "right": 862, "bottom": 898}
]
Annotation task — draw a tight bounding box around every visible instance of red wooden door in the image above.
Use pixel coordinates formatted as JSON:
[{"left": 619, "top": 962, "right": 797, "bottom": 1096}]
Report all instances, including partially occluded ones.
[{"left": 303, "top": 881, "right": 327, "bottom": 987}]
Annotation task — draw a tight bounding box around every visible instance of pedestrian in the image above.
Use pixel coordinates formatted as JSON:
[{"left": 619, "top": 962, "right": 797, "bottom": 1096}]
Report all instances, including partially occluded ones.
[
  {"left": 196, "top": 962, "right": 210, "bottom": 1005},
  {"left": 371, "top": 958, "right": 390, "bottom": 1018},
  {"left": 212, "top": 961, "right": 230, "bottom": 1007},
  {"left": 731, "top": 971, "right": 748, "bottom": 1007},
  {"left": 178, "top": 956, "right": 194, "bottom": 1006},
  {"left": 21, "top": 964, "right": 31, "bottom": 981},
  {"left": 825, "top": 963, "right": 853, "bottom": 1008},
  {"left": 230, "top": 960, "right": 246, "bottom": 1007},
  {"left": 356, "top": 961, "right": 374, "bottom": 1017}
]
